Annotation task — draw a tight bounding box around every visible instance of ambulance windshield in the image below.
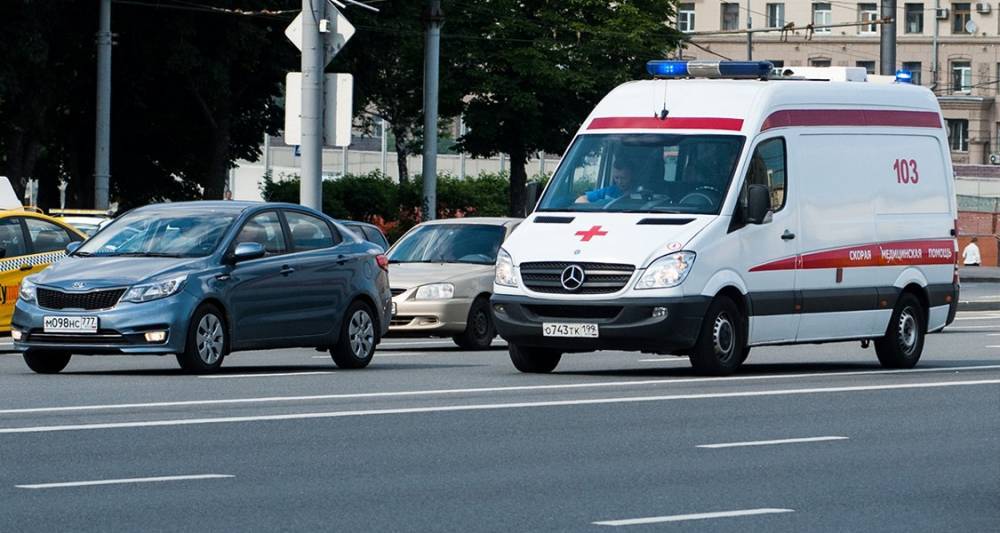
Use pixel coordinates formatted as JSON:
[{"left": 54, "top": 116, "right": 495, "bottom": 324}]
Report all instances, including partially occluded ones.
[{"left": 536, "top": 133, "right": 745, "bottom": 214}]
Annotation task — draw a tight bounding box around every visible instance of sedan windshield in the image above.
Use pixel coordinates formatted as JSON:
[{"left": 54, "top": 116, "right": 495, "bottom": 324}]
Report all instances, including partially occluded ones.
[
  {"left": 537, "top": 133, "right": 745, "bottom": 214},
  {"left": 388, "top": 224, "right": 505, "bottom": 265},
  {"left": 75, "top": 210, "right": 236, "bottom": 258}
]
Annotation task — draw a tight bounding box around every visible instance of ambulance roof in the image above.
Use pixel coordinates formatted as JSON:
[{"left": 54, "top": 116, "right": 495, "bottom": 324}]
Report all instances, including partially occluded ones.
[{"left": 581, "top": 78, "right": 942, "bottom": 137}]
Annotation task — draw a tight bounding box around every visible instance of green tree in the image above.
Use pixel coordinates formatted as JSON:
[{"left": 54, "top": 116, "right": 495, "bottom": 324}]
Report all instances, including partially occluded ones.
[{"left": 452, "top": 1, "right": 680, "bottom": 216}]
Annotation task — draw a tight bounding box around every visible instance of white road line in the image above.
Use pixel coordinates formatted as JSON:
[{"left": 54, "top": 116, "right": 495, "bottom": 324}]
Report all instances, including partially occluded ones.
[
  {"left": 16, "top": 474, "right": 233, "bottom": 489},
  {"left": 987, "top": 346, "right": 1000, "bottom": 349},
  {"left": 946, "top": 326, "right": 1000, "bottom": 330},
  {"left": 953, "top": 316, "right": 1000, "bottom": 321},
  {"left": 0, "top": 379, "right": 997, "bottom": 434},
  {"left": 3, "top": 364, "right": 1000, "bottom": 416},
  {"left": 313, "top": 352, "right": 426, "bottom": 359},
  {"left": 636, "top": 358, "right": 689, "bottom": 363},
  {"left": 198, "top": 371, "right": 334, "bottom": 379},
  {"left": 697, "top": 436, "right": 849, "bottom": 449},
  {"left": 593, "top": 508, "right": 794, "bottom": 526}
]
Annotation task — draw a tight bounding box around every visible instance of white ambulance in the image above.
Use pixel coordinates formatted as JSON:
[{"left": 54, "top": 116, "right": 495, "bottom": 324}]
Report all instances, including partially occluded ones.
[{"left": 492, "top": 61, "right": 959, "bottom": 375}]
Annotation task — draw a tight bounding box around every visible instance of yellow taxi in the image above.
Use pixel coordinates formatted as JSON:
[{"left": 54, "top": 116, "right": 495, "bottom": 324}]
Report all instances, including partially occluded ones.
[{"left": 0, "top": 182, "right": 86, "bottom": 332}]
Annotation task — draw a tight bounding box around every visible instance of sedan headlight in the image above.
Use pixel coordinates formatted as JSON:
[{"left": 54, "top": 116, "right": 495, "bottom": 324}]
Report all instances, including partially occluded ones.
[
  {"left": 414, "top": 283, "right": 455, "bottom": 300},
  {"left": 19, "top": 278, "right": 37, "bottom": 303},
  {"left": 495, "top": 248, "right": 518, "bottom": 288},
  {"left": 635, "top": 252, "right": 696, "bottom": 289},
  {"left": 122, "top": 275, "right": 187, "bottom": 303}
]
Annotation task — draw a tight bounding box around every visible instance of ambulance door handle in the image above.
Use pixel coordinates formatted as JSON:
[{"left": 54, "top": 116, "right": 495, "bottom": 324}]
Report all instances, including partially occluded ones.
[{"left": 781, "top": 230, "right": 796, "bottom": 241}]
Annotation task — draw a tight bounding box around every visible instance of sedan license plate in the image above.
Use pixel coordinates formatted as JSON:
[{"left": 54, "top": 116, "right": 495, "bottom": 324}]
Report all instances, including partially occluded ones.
[
  {"left": 43, "top": 316, "right": 99, "bottom": 333},
  {"left": 542, "top": 322, "right": 598, "bottom": 338}
]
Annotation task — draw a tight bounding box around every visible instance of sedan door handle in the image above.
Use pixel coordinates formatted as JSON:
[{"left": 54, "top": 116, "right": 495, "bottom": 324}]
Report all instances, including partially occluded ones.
[
  {"left": 279, "top": 265, "right": 295, "bottom": 276},
  {"left": 781, "top": 230, "right": 796, "bottom": 241}
]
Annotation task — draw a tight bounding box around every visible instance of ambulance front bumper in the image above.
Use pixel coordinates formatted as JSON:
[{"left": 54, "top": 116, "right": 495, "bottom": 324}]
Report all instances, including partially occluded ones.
[{"left": 490, "top": 294, "right": 710, "bottom": 354}]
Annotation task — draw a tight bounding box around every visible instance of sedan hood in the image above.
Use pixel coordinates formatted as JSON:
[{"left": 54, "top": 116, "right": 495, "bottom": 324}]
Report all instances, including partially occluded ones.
[
  {"left": 387, "top": 262, "right": 494, "bottom": 290},
  {"left": 31, "top": 256, "right": 206, "bottom": 290}
]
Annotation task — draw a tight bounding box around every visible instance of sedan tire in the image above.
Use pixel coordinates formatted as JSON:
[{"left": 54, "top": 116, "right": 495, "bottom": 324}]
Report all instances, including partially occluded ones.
[
  {"left": 453, "top": 296, "right": 495, "bottom": 350},
  {"left": 176, "top": 304, "right": 227, "bottom": 374},
  {"left": 23, "top": 350, "right": 72, "bottom": 374},
  {"left": 331, "top": 300, "right": 377, "bottom": 369}
]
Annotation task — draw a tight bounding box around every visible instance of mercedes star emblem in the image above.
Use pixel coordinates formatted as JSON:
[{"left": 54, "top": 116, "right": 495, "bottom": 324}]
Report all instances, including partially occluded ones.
[{"left": 560, "top": 265, "right": 585, "bottom": 291}]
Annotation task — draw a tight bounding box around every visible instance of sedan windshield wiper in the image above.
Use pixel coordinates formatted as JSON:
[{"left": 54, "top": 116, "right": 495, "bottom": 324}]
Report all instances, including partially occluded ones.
[{"left": 114, "top": 252, "right": 187, "bottom": 258}]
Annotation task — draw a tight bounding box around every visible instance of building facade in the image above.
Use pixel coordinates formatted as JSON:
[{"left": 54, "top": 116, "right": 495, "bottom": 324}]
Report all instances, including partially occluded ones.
[{"left": 685, "top": 1, "right": 1000, "bottom": 164}]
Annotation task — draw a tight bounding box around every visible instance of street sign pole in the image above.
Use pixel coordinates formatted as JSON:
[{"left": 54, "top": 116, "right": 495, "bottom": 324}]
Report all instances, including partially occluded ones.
[
  {"left": 300, "top": 0, "right": 325, "bottom": 210},
  {"left": 421, "top": 0, "right": 443, "bottom": 220},
  {"left": 94, "top": 0, "right": 112, "bottom": 209}
]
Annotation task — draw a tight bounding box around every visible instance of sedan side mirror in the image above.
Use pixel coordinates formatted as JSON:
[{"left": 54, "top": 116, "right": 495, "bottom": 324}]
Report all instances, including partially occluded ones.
[
  {"left": 746, "top": 184, "right": 772, "bottom": 225},
  {"left": 232, "top": 242, "right": 266, "bottom": 262},
  {"left": 65, "top": 242, "right": 82, "bottom": 255}
]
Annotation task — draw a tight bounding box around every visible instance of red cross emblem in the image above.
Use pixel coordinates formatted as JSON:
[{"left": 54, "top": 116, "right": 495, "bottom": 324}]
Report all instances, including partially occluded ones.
[{"left": 575, "top": 225, "right": 608, "bottom": 242}]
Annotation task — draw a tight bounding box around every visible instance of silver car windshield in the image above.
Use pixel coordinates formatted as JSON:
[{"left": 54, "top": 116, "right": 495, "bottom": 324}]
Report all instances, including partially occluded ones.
[
  {"left": 537, "top": 133, "right": 745, "bottom": 214},
  {"left": 75, "top": 210, "right": 236, "bottom": 258},
  {"left": 388, "top": 224, "right": 505, "bottom": 265}
]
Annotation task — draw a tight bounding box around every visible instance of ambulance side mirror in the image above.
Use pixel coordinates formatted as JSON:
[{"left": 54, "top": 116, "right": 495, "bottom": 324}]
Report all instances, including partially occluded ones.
[{"left": 746, "top": 184, "right": 772, "bottom": 225}]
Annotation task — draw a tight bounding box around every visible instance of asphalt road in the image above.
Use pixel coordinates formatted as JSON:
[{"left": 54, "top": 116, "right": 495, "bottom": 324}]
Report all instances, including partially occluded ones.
[{"left": 1, "top": 312, "right": 998, "bottom": 532}]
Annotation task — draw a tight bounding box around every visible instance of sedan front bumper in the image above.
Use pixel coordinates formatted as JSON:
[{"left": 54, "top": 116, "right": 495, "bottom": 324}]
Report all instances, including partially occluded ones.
[{"left": 387, "top": 297, "right": 473, "bottom": 336}]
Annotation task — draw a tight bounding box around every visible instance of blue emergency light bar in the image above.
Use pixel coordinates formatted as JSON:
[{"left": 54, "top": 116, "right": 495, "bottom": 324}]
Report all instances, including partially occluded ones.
[
  {"left": 646, "top": 60, "right": 774, "bottom": 79},
  {"left": 894, "top": 69, "right": 913, "bottom": 84}
]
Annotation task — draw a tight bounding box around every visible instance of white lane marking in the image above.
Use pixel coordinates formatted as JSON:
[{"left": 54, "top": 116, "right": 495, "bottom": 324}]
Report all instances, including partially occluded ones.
[
  {"left": 593, "top": 508, "right": 794, "bottom": 526},
  {"left": 947, "top": 326, "right": 1000, "bottom": 330},
  {"left": 198, "top": 371, "right": 334, "bottom": 379},
  {"left": 16, "top": 474, "right": 233, "bottom": 489},
  {"left": 953, "top": 316, "right": 1000, "bottom": 321},
  {"left": 313, "top": 352, "right": 427, "bottom": 358},
  {"left": 987, "top": 346, "right": 1000, "bottom": 349},
  {"left": 697, "top": 436, "right": 849, "bottom": 449},
  {"left": 381, "top": 340, "right": 506, "bottom": 347},
  {"left": 3, "top": 364, "right": 1000, "bottom": 416},
  {"left": 1, "top": 379, "right": 997, "bottom": 434},
  {"left": 636, "top": 358, "right": 689, "bottom": 363}
]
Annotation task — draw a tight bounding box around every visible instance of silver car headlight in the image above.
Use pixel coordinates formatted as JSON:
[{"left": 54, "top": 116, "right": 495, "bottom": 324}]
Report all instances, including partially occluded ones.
[
  {"left": 494, "top": 248, "right": 518, "bottom": 288},
  {"left": 122, "top": 275, "right": 187, "bottom": 303},
  {"left": 635, "top": 252, "right": 696, "bottom": 289},
  {"left": 19, "top": 278, "right": 37, "bottom": 303},
  {"left": 414, "top": 283, "right": 455, "bottom": 300}
]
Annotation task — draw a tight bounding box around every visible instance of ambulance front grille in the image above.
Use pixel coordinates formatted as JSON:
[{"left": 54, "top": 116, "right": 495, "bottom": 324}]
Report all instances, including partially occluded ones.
[{"left": 519, "top": 262, "right": 634, "bottom": 294}]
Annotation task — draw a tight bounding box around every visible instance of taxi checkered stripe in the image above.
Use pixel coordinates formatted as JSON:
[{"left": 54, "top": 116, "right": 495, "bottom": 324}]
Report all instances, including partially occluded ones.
[{"left": 0, "top": 250, "right": 65, "bottom": 272}]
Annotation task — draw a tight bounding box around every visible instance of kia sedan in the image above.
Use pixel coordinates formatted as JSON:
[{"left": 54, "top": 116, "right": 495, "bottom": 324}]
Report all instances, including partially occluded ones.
[{"left": 12, "top": 201, "right": 391, "bottom": 374}]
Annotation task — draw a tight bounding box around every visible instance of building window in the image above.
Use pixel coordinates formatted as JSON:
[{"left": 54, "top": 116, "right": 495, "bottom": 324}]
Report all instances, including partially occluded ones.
[
  {"left": 953, "top": 3, "right": 972, "bottom": 34},
  {"left": 947, "top": 119, "right": 969, "bottom": 152},
  {"left": 902, "top": 61, "right": 922, "bottom": 85},
  {"left": 810, "top": 58, "right": 832, "bottom": 67},
  {"left": 767, "top": 3, "right": 785, "bottom": 28},
  {"left": 858, "top": 3, "right": 879, "bottom": 34},
  {"left": 721, "top": 3, "right": 740, "bottom": 31},
  {"left": 813, "top": 3, "right": 832, "bottom": 33},
  {"left": 952, "top": 61, "right": 972, "bottom": 93},
  {"left": 904, "top": 3, "right": 924, "bottom": 33},
  {"left": 679, "top": 3, "right": 695, "bottom": 32},
  {"left": 856, "top": 60, "right": 876, "bottom": 74}
]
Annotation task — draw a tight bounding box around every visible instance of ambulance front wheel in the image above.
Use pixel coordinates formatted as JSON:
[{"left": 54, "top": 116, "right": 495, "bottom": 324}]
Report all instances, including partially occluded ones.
[
  {"left": 509, "top": 344, "right": 562, "bottom": 373},
  {"left": 874, "top": 293, "right": 925, "bottom": 369},
  {"left": 689, "top": 296, "right": 746, "bottom": 376}
]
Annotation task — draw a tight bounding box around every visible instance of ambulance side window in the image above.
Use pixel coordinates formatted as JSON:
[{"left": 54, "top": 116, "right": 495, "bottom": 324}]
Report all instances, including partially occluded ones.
[{"left": 743, "top": 137, "right": 787, "bottom": 213}]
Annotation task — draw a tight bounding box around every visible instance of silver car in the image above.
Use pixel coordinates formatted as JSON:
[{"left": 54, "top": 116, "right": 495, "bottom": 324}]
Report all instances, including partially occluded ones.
[{"left": 387, "top": 217, "right": 521, "bottom": 349}]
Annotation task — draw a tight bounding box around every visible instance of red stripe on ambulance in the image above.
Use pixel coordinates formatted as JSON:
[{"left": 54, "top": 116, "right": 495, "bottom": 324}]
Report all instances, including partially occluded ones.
[
  {"left": 750, "top": 239, "right": 955, "bottom": 272},
  {"left": 760, "top": 109, "right": 942, "bottom": 132},
  {"left": 587, "top": 117, "right": 744, "bottom": 131}
]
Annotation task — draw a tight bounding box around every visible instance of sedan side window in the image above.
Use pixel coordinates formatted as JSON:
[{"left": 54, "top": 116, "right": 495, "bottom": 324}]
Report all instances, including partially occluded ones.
[
  {"left": 0, "top": 218, "right": 27, "bottom": 259},
  {"left": 235, "top": 211, "right": 286, "bottom": 255},
  {"left": 285, "top": 211, "right": 336, "bottom": 252},
  {"left": 25, "top": 218, "right": 75, "bottom": 253}
]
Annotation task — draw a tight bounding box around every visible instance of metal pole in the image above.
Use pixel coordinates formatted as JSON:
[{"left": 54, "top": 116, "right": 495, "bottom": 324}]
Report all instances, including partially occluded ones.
[
  {"left": 499, "top": 153, "right": 506, "bottom": 172},
  {"left": 342, "top": 145, "right": 349, "bottom": 176},
  {"left": 421, "top": 0, "right": 442, "bottom": 220},
  {"left": 746, "top": 0, "right": 752, "bottom": 60},
  {"left": 539, "top": 152, "right": 545, "bottom": 175},
  {"left": 300, "top": 0, "right": 324, "bottom": 210},
  {"left": 458, "top": 117, "right": 466, "bottom": 179},
  {"left": 931, "top": 0, "right": 940, "bottom": 90},
  {"left": 880, "top": 0, "right": 897, "bottom": 75},
  {"left": 380, "top": 118, "right": 388, "bottom": 177},
  {"left": 94, "top": 0, "right": 112, "bottom": 209},
  {"left": 263, "top": 133, "right": 271, "bottom": 177}
]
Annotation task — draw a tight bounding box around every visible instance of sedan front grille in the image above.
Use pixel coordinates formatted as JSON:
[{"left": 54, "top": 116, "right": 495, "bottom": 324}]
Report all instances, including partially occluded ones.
[
  {"left": 37, "top": 288, "right": 126, "bottom": 310},
  {"left": 520, "top": 262, "right": 635, "bottom": 295}
]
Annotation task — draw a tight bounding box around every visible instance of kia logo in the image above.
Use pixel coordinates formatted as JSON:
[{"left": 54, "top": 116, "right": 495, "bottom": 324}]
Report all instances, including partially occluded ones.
[
  {"left": 71, "top": 282, "right": 86, "bottom": 289},
  {"left": 560, "top": 265, "right": 585, "bottom": 291}
]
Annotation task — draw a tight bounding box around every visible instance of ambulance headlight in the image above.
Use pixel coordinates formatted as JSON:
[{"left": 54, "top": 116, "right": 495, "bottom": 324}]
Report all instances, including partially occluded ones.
[
  {"left": 495, "top": 249, "right": 519, "bottom": 288},
  {"left": 635, "top": 252, "right": 696, "bottom": 289},
  {"left": 414, "top": 283, "right": 454, "bottom": 300}
]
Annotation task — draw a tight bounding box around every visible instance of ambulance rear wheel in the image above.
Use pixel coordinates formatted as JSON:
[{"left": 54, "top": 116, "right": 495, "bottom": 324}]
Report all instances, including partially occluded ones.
[
  {"left": 509, "top": 344, "right": 561, "bottom": 373},
  {"left": 874, "top": 293, "right": 925, "bottom": 369},
  {"left": 689, "top": 296, "right": 746, "bottom": 376}
]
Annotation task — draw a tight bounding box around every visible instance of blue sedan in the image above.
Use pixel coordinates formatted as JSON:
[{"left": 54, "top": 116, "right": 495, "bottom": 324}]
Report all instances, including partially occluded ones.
[{"left": 12, "top": 201, "right": 391, "bottom": 374}]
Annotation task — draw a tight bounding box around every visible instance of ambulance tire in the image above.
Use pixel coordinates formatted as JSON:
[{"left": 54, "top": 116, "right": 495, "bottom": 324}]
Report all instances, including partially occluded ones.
[
  {"left": 176, "top": 304, "right": 227, "bottom": 374},
  {"left": 874, "top": 293, "right": 925, "bottom": 369},
  {"left": 689, "top": 296, "right": 746, "bottom": 376},
  {"left": 331, "top": 300, "right": 377, "bottom": 369},
  {"left": 453, "top": 296, "right": 495, "bottom": 350},
  {"left": 23, "top": 350, "right": 72, "bottom": 374},
  {"left": 509, "top": 344, "right": 562, "bottom": 373},
  {"left": 739, "top": 346, "right": 751, "bottom": 364}
]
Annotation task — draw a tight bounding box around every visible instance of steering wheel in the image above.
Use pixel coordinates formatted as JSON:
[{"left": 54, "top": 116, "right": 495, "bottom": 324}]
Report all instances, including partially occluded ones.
[{"left": 678, "top": 186, "right": 722, "bottom": 208}]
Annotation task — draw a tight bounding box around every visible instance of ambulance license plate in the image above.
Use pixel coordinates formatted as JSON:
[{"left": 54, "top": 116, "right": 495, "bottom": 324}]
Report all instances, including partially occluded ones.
[
  {"left": 43, "top": 316, "right": 99, "bottom": 333},
  {"left": 542, "top": 322, "right": 598, "bottom": 338}
]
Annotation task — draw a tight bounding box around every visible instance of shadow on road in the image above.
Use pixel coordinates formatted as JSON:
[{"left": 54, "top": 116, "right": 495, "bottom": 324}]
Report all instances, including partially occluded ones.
[{"left": 557, "top": 360, "right": 997, "bottom": 379}]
